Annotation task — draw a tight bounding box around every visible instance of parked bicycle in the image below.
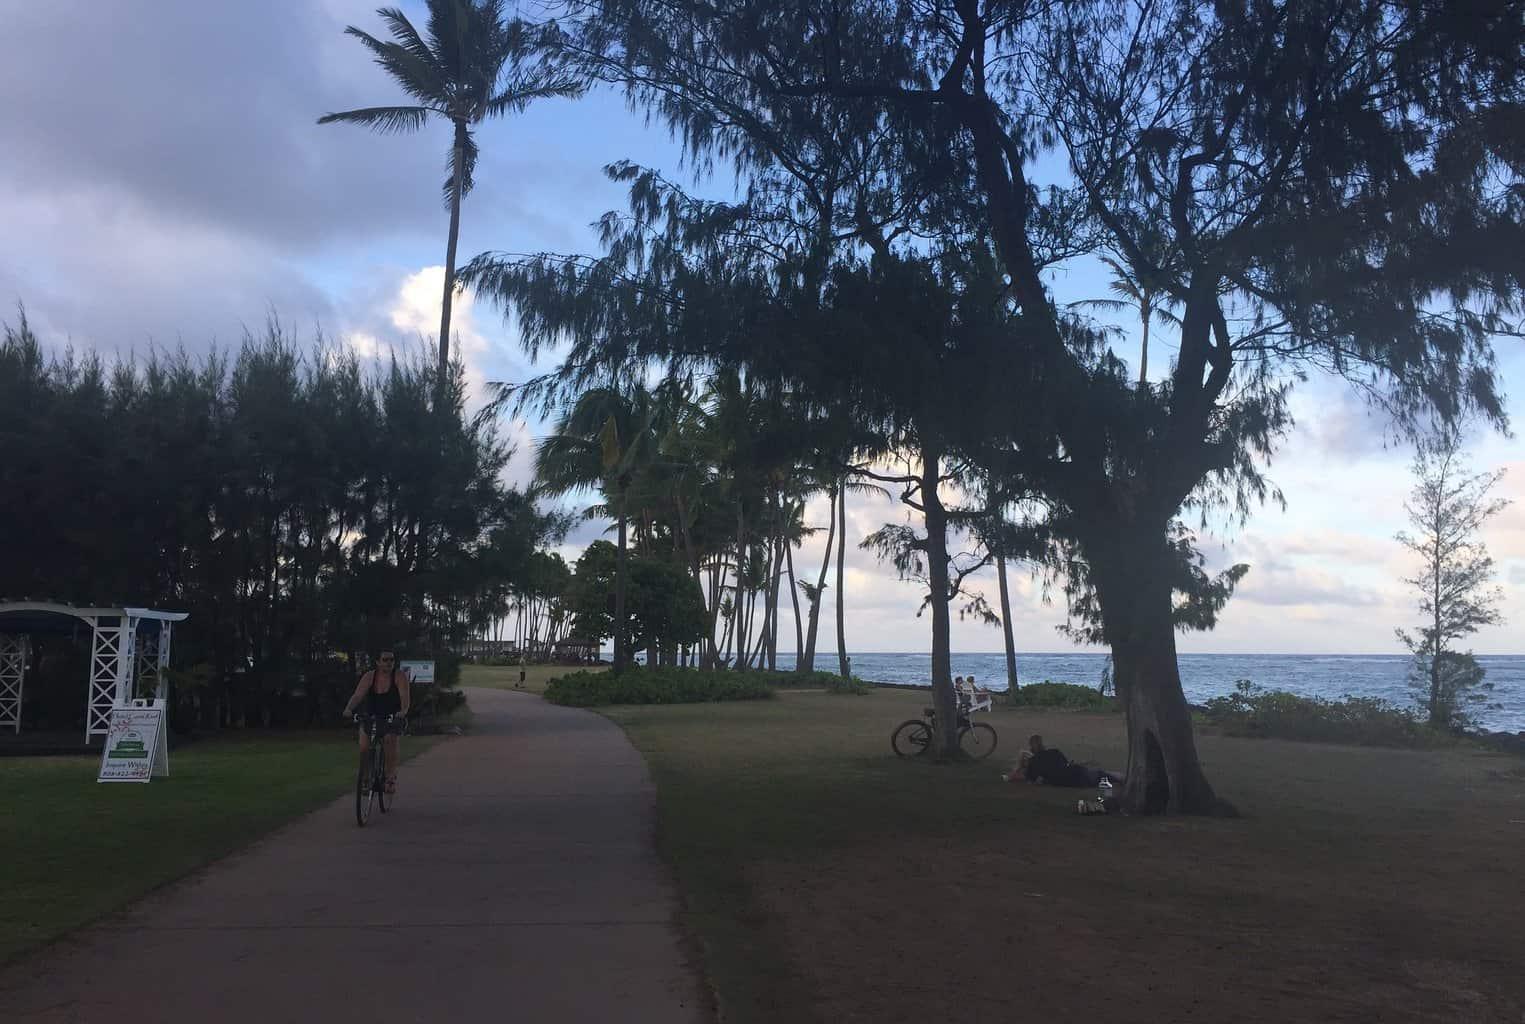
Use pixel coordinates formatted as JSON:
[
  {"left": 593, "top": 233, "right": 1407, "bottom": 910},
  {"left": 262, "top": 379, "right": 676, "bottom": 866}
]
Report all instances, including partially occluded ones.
[
  {"left": 353, "top": 712, "right": 404, "bottom": 827},
  {"left": 891, "top": 703, "right": 998, "bottom": 760}
]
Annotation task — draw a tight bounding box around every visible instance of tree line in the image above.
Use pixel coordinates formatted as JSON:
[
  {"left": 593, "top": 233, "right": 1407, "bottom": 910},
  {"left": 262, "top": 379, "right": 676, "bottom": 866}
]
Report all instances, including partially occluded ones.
[{"left": 0, "top": 314, "right": 552, "bottom": 731}]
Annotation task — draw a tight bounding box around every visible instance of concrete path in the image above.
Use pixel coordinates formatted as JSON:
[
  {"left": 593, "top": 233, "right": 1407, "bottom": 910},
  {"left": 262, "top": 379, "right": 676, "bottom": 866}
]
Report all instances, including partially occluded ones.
[{"left": 0, "top": 688, "right": 708, "bottom": 1023}]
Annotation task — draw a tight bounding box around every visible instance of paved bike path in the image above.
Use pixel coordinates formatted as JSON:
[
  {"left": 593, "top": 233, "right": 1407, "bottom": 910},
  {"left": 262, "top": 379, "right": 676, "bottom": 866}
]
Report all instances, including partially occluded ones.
[{"left": 0, "top": 688, "right": 708, "bottom": 1023}]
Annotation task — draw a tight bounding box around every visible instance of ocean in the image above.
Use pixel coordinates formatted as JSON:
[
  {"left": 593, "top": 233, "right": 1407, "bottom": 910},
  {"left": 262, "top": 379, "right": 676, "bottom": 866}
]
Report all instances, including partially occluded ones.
[{"left": 752, "top": 651, "right": 1525, "bottom": 733}]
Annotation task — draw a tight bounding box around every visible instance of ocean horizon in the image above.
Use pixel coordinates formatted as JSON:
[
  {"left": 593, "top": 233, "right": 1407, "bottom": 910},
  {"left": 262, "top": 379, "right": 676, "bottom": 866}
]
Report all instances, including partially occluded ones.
[{"left": 641, "top": 650, "right": 1525, "bottom": 733}]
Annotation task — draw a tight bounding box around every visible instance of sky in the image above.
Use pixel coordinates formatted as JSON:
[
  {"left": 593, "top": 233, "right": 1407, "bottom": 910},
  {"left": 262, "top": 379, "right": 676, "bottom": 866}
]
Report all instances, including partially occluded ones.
[{"left": 2, "top": 1, "right": 1521, "bottom": 655}]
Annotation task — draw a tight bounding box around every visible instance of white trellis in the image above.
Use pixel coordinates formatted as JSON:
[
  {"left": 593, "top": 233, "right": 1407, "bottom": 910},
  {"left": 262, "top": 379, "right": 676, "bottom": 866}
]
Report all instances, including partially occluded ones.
[
  {"left": 88, "top": 615, "right": 135, "bottom": 739},
  {"left": 0, "top": 634, "right": 26, "bottom": 734},
  {"left": 0, "top": 603, "right": 187, "bottom": 742},
  {"left": 134, "top": 625, "right": 171, "bottom": 704}
]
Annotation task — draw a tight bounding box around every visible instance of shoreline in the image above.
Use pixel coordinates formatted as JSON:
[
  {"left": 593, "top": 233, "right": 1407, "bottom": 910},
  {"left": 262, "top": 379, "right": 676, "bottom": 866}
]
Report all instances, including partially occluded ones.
[{"left": 864, "top": 679, "right": 1525, "bottom": 751}]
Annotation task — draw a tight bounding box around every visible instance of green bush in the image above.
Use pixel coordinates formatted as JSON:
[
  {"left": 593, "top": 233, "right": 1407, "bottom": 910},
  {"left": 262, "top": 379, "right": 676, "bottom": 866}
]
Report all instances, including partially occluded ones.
[
  {"left": 747, "top": 668, "right": 872, "bottom": 694},
  {"left": 1006, "top": 681, "right": 1119, "bottom": 711},
  {"left": 1200, "top": 680, "right": 1440, "bottom": 747},
  {"left": 544, "top": 667, "right": 777, "bottom": 707},
  {"left": 817, "top": 674, "right": 873, "bottom": 695}
]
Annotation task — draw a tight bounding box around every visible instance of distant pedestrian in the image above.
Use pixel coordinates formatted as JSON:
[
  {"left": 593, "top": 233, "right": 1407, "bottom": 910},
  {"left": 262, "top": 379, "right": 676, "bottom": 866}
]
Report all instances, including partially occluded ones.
[{"left": 518, "top": 652, "right": 527, "bottom": 689}]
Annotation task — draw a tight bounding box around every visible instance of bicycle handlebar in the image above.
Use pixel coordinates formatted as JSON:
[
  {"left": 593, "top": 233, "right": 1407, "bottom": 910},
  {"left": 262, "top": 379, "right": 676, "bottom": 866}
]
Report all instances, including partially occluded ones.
[{"left": 351, "top": 712, "right": 407, "bottom": 734}]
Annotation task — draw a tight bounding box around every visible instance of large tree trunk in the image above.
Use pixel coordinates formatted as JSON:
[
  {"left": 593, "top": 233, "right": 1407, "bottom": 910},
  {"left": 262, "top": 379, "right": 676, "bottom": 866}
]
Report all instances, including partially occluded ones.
[
  {"left": 613, "top": 506, "right": 629, "bottom": 672},
  {"left": 996, "top": 550, "right": 1019, "bottom": 692},
  {"left": 1092, "top": 528, "right": 1232, "bottom": 816},
  {"left": 785, "top": 537, "right": 804, "bottom": 669},
  {"left": 766, "top": 525, "right": 784, "bottom": 671},
  {"left": 836, "top": 480, "right": 849, "bottom": 678},
  {"left": 919, "top": 441, "right": 961, "bottom": 756},
  {"left": 801, "top": 482, "right": 837, "bottom": 673},
  {"left": 734, "top": 506, "right": 750, "bottom": 669},
  {"left": 675, "top": 494, "right": 717, "bottom": 669},
  {"left": 438, "top": 124, "right": 466, "bottom": 391},
  {"left": 708, "top": 562, "right": 725, "bottom": 670}
]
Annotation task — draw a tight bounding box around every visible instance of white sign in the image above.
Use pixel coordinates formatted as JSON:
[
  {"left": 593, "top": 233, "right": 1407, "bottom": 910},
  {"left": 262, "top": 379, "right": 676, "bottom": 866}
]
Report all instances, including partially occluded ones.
[
  {"left": 400, "top": 660, "right": 435, "bottom": 684},
  {"left": 98, "top": 703, "right": 168, "bottom": 783}
]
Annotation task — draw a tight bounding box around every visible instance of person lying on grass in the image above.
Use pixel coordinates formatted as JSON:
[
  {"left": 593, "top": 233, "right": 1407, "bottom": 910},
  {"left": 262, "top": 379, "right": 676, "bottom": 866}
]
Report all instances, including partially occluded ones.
[{"left": 1004, "top": 734, "right": 1119, "bottom": 788}]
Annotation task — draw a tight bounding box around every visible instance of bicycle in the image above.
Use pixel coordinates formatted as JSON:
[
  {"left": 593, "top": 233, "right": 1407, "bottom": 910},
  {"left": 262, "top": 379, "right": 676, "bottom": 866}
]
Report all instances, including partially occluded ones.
[
  {"left": 353, "top": 712, "right": 404, "bottom": 827},
  {"left": 891, "top": 703, "right": 998, "bottom": 760}
]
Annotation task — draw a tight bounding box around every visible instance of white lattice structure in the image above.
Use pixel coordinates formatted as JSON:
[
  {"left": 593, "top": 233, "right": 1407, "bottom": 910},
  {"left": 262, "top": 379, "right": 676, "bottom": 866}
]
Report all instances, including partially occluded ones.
[
  {"left": 0, "top": 603, "right": 187, "bottom": 742},
  {"left": 0, "top": 634, "right": 26, "bottom": 733}
]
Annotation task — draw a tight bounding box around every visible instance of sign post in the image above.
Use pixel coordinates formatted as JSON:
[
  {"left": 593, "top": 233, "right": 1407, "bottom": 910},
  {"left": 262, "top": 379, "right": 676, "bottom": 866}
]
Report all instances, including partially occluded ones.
[
  {"left": 399, "top": 660, "right": 435, "bottom": 684},
  {"left": 98, "top": 701, "right": 169, "bottom": 783}
]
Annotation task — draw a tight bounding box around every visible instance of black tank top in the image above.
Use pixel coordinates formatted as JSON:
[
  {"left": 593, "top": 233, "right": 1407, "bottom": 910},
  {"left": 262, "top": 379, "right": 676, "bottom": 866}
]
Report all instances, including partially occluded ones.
[{"left": 366, "top": 668, "right": 402, "bottom": 716}]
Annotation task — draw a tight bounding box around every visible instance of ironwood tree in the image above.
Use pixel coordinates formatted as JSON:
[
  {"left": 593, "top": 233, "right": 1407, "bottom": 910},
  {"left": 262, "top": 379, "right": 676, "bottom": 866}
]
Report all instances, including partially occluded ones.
[
  {"left": 541, "top": 0, "right": 1525, "bottom": 813},
  {"left": 0, "top": 315, "right": 552, "bottom": 729},
  {"left": 1396, "top": 433, "right": 1510, "bottom": 729}
]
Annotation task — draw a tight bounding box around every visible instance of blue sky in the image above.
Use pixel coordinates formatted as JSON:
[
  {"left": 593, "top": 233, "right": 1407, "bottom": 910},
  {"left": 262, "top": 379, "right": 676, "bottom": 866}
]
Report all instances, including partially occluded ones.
[{"left": 2, "top": 0, "right": 1520, "bottom": 654}]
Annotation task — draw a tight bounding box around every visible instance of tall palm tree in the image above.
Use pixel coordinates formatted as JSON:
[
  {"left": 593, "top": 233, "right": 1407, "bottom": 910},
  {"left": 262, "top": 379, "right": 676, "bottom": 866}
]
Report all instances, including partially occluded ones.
[
  {"left": 535, "top": 384, "right": 664, "bottom": 672},
  {"left": 1071, "top": 254, "right": 1181, "bottom": 386},
  {"left": 319, "top": 2, "right": 581, "bottom": 398}
]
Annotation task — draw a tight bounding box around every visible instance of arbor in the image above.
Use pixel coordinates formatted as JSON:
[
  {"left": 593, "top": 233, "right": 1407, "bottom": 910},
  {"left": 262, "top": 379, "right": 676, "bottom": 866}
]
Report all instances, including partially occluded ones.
[
  {"left": 1396, "top": 435, "right": 1510, "bottom": 730},
  {"left": 319, "top": 1, "right": 580, "bottom": 393}
]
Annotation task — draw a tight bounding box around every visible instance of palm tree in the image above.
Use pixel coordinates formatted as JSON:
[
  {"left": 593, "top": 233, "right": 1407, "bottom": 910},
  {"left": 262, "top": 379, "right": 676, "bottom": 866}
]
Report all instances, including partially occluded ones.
[
  {"left": 1071, "top": 254, "right": 1181, "bottom": 386},
  {"left": 319, "top": 2, "right": 581, "bottom": 399},
  {"left": 534, "top": 384, "right": 664, "bottom": 672}
]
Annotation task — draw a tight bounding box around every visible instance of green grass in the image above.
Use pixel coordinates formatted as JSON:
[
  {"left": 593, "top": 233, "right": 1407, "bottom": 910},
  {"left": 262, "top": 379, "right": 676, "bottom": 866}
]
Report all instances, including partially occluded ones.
[
  {"left": 601, "top": 690, "right": 1012, "bottom": 1022},
  {"left": 1004, "top": 679, "right": 1118, "bottom": 710},
  {"left": 601, "top": 688, "right": 1525, "bottom": 1024},
  {"left": 545, "top": 667, "right": 777, "bottom": 706},
  {"left": 0, "top": 731, "right": 442, "bottom": 964}
]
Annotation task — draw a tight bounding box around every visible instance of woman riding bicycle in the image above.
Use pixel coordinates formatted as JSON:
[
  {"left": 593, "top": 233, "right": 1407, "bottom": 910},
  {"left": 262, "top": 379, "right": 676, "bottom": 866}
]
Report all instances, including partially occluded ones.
[{"left": 341, "top": 649, "right": 412, "bottom": 794}]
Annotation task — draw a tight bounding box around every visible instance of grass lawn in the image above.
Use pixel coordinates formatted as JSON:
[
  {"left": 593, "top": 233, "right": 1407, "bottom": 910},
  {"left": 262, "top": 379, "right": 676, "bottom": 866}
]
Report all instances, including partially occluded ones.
[
  {"left": 602, "top": 686, "right": 1525, "bottom": 1023},
  {"left": 0, "top": 731, "right": 442, "bottom": 965},
  {"left": 461, "top": 661, "right": 605, "bottom": 695}
]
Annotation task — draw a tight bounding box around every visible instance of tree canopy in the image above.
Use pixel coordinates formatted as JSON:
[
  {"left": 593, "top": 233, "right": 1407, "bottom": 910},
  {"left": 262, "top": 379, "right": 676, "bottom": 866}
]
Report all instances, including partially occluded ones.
[{"left": 463, "top": 0, "right": 1523, "bottom": 812}]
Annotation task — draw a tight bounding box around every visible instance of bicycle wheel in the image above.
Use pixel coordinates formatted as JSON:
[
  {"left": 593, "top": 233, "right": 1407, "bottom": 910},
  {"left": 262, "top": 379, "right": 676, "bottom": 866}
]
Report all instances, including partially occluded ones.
[
  {"left": 959, "top": 722, "right": 998, "bottom": 760},
  {"left": 376, "top": 744, "right": 390, "bottom": 814},
  {"left": 891, "top": 719, "right": 934, "bottom": 757},
  {"left": 355, "top": 747, "right": 373, "bottom": 827}
]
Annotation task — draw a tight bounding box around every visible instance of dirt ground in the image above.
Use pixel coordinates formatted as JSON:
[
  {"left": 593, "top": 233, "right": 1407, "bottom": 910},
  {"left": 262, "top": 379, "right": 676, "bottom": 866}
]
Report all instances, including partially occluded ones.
[{"left": 648, "top": 696, "right": 1525, "bottom": 1023}]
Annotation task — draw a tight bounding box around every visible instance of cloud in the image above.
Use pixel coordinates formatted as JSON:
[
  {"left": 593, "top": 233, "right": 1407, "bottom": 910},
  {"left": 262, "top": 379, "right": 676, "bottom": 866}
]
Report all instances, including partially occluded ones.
[
  {"left": 0, "top": 1, "right": 446, "bottom": 253},
  {"left": 1294, "top": 385, "right": 1407, "bottom": 461},
  {"left": 0, "top": 0, "right": 600, "bottom": 360},
  {"left": 1234, "top": 565, "right": 1388, "bottom": 608}
]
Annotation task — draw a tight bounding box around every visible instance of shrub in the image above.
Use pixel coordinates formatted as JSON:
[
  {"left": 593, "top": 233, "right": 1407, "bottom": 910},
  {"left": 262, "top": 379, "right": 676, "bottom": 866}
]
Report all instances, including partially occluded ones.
[
  {"left": 1006, "top": 681, "right": 1119, "bottom": 711},
  {"left": 544, "top": 667, "right": 777, "bottom": 707},
  {"left": 818, "top": 674, "right": 873, "bottom": 695},
  {"left": 1200, "top": 680, "right": 1440, "bottom": 747}
]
